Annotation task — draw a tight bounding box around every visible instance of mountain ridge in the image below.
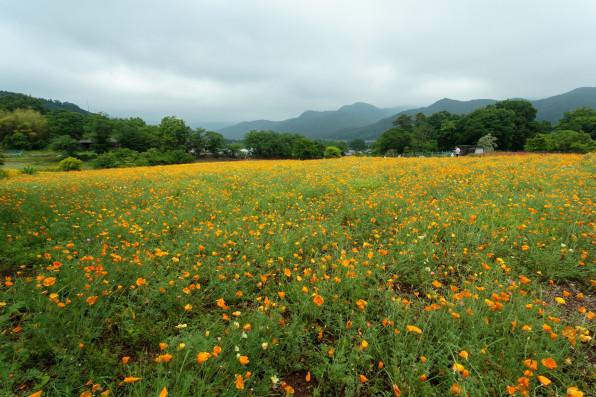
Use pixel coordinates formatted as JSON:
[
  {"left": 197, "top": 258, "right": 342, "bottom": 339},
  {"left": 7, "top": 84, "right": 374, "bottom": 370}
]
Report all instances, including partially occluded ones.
[{"left": 219, "top": 87, "right": 596, "bottom": 141}]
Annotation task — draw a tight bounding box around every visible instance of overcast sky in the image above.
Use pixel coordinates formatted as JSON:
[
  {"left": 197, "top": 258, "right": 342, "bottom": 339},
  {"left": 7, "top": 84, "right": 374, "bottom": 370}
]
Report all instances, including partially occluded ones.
[{"left": 2, "top": 0, "right": 595, "bottom": 128}]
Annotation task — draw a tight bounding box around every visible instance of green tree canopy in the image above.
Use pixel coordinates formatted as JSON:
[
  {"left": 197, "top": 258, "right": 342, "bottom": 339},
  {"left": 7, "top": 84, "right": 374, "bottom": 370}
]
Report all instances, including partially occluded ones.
[
  {"left": 85, "top": 113, "right": 116, "bottom": 154},
  {"left": 372, "top": 128, "right": 412, "bottom": 155},
  {"left": 324, "top": 146, "right": 342, "bottom": 158},
  {"left": 204, "top": 131, "right": 226, "bottom": 156},
  {"left": 159, "top": 116, "right": 191, "bottom": 150},
  {"left": 50, "top": 135, "right": 82, "bottom": 156},
  {"left": 348, "top": 138, "right": 367, "bottom": 151},
  {"left": 0, "top": 93, "right": 45, "bottom": 113},
  {"left": 292, "top": 137, "right": 320, "bottom": 160},
  {"left": 243, "top": 130, "right": 300, "bottom": 158},
  {"left": 393, "top": 114, "right": 413, "bottom": 131},
  {"left": 47, "top": 110, "right": 86, "bottom": 139},
  {"left": 494, "top": 100, "right": 539, "bottom": 150},
  {"left": 186, "top": 128, "right": 206, "bottom": 157},
  {"left": 0, "top": 108, "right": 51, "bottom": 149},
  {"left": 524, "top": 134, "right": 550, "bottom": 153},
  {"left": 556, "top": 106, "right": 596, "bottom": 139}
]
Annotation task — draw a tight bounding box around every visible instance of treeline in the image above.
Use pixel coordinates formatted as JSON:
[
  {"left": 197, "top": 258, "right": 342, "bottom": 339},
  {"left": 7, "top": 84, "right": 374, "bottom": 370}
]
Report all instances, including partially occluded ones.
[
  {"left": 1, "top": 93, "right": 595, "bottom": 170},
  {"left": 373, "top": 100, "right": 596, "bottom": 154},
  {"left": 0, "top": 93, "right": 367, "bottom": 168}
]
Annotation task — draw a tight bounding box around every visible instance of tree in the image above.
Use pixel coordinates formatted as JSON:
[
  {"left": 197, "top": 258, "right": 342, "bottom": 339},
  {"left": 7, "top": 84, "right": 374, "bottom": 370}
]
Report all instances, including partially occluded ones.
[
  {"left": 47, "top": 110, "right": 86, "bottom": 139},
  {"left": 292, "top": 137, "right": 320, "bottom": 160},
  {"left": 548, "top": 130, "right": 595, "bottom": 153},
  {"left": 324, "top": 146, "right": 342, "bottom": 158},
  {"left": 348, "top": 138, "right": 367, "bottom": 151},
  {"left": 50, "top": 135, "right": 82, "bottom": 156},
  {"left": 224, "top": 142, "right": 244, "bottom": 157},
  {"left": 325, "top": 140, "right": 349, "bottom": 155},
  {"left": 204, "top": 131, "right": 226, "bottom": 156},
  {"left": 393, "top": 114, "right": 413, "bottom": 131},
  {"left": 494, "top": 100, "right": 538, "bottom": 150},
  {"left": 436, "top": 119, "right": 460, "bottom": 151},
  {"left": 477, "top": 134, "right": 498, "bottom": 153},
  {"left": 0, "top": 93, "right": 45, "bottom": 113},
  {"left": 159, "top": 116, "right": 191, "bottom": 150},
  {"left": 85, "top": 113, "right": 116, "bottom": 153},
  {"left": 0, "top": 108, "right": 51, "bottom": 149},
  {"left": 243, "top": 130, "right": 299, "bottom": 158},
  {"left": 524, "top": 134, "right": 550, "bottom": 152},
  {"left": 458, "top": 107, "right": 517, "bottom": 150},
  {"left": 372, "top": 128, "right": 412, "bottom": 155},
  {"left": 116, "top": 117, "right": 154, "bottom": 152},
  {"left": 0, "top": 143, "right": 4, "bottom": 165},
  {"left": 556, "top": 106, "right": 596, "bottom": 139},
  {"left": 186, "top": 128, "right": 206, "bottom": 156},
  {"left": 3, "top": 132, "right": 31, "bottom": 150}
]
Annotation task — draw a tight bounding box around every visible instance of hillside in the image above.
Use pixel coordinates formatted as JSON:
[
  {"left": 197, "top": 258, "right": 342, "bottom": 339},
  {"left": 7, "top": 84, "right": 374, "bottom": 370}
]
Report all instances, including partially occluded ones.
[
  {"left": 532, "top": 87, "right": 596, "bottom": 123},
  {"left": 330, "top": 98, "right": 498, "bottom": 140},
  {"left": 218, "top": 102, "right": 408, "bottom": 140},
  {"left": 0, "top": 90, "right": 90, "bottom": 115}
]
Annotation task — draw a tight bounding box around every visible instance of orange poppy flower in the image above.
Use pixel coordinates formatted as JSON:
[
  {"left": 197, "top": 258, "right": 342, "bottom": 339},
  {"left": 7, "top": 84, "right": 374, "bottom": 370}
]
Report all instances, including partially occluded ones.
[
  {"left": 538, "top": 376, "right": 551, "bottom": 386},
  {"left": 523, "top": 359, "right": 538, "bottom": 370},
  {"left": 542, "top": 357, "right": 557, "bottom": 369}
]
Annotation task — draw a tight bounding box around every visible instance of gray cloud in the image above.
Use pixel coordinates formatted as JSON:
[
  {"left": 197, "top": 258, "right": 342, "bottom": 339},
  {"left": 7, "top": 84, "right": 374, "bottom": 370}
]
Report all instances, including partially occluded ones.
[{"left": 2, "top": 0, "right": 595, "bottom": 127}]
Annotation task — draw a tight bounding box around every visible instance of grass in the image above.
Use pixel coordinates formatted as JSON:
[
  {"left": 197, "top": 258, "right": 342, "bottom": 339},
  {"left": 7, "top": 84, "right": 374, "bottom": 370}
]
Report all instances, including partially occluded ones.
[
  {"left": 0, "top": 154, "right": 594, "bottom": 396},
  {"left": 1, "top": 150, "right": 94, "bottom": 171}
]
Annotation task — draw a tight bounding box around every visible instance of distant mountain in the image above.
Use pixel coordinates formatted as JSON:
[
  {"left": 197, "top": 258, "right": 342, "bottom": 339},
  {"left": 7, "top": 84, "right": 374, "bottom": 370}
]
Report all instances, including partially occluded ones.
[
  {"left": 218, "top": 102, "right": 409, "bottom": 140},
  {"left": 532, "top": 87, "right": 596, "bottom": 123},
  {"left": 220, "top": 87, "right": 596, "bottom": 141},
  {"left": 0, "top": 90, "right": 90, "bottom": 115},
  {"left": 331, "top": 87, "right": 596, "bottom": 140},
  {"left": 330, "top": 98, "right": 498, "bottom": 140}
]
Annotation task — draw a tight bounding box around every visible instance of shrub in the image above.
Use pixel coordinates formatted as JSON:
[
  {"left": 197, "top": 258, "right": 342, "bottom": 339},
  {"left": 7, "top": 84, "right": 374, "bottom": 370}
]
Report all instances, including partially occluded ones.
[
  {"left": 21, "top": 166, "right": 37, "bottom": 175},
  {"left": 92, "top": 149, "right": 141, "bottom": 169},
  {"left": 58, "top": 156, "right": 83, "bottom": 171},
  {"left": 76, "top": 152, "right": 98, "bottom": 162},
  {"left": 139, "top": 148, "right": 194, "bottom": 166},
  {"left": 0, "top": 169, "right": 9, "bottom": 179},
  {"left": 92, "top": 149, "right": 194, "bottom": 169},
  {"left": 324, "top": 146, "right": 342, "bottom": 158}
]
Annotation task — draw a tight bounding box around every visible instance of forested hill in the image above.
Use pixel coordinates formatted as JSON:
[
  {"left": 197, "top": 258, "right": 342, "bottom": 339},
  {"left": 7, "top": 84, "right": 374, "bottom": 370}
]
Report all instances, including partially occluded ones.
[
  {"left": 330, "top": 99, "right": 498, "bottom": 140},
  {"left": 218, "top": 102, "right": 408, "bottom": 140},
  {"left": 220, "top": 87, "right": 596, "bottom": 141},
  {"left": 533, "top": 87, "right": 596, "bottom": 122},
  {"left": 0, "top": 90, "right": 90, "bottom": 115}
]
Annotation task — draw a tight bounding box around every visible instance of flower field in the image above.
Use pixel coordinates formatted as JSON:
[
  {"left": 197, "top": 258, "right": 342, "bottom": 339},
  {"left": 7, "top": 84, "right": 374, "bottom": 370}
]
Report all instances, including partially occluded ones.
[{"left": 1, "top": 154, "right": 594, "bottom": 396}]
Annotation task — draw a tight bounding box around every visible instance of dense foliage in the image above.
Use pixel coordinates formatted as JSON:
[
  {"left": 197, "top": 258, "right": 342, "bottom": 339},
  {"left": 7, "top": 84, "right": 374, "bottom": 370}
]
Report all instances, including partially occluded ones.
[{"left": 372, "top": 100, "right": 595, "bottom": 155}]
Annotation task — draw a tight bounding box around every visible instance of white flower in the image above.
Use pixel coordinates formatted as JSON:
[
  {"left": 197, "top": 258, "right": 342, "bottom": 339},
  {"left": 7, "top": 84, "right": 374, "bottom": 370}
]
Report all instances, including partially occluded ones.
[
  {"left": 271, "top": 375, "right": 279, "bottom": 384},
  {"left": 262, "top": 342, "right": 268, "bottom": 350}
]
